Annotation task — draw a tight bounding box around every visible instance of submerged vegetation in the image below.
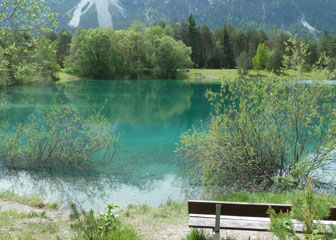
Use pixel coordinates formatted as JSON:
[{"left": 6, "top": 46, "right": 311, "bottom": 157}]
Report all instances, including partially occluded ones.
[{"left": 0, "top": 106, "right": 119, "bottom": 170}]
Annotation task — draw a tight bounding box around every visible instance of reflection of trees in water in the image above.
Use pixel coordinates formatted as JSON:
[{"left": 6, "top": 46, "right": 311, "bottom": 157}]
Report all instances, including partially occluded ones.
[
  {"left": 0, "top": 167, "right": 115, "bottom": 203},
  {"left": 0, "top": 84, "right": 69, "bottom": 125},
  {"left": 1, "top": 79, "right": 215, "bottom": 128},
  {"left": 0, "top": 167, "right": 149, "bottom": 205},
  {"left": 60, "top": 80, "right": 195, "bottom": 126},
  {"left": 0, "top": 167, "right": 187, "bottom": 210}
]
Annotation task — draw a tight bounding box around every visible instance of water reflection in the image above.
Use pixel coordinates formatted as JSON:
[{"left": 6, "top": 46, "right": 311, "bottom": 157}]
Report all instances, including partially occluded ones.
[{"left": 0, "top": 79, "right": 219, "bottom": 210}]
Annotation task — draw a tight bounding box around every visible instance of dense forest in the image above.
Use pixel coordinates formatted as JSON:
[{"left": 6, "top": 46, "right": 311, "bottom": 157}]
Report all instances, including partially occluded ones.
[{"left": 2, "top": 0, "right": 336, "bottom": 85}]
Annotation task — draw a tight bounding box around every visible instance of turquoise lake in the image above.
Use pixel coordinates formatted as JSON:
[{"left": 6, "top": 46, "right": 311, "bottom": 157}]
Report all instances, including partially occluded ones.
[{"left": 0, "top": 79, "right": 219, "bottom": 210}]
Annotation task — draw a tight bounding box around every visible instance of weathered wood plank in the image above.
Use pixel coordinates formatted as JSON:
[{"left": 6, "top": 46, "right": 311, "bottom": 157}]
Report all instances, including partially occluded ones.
[
  {"left": 189, "top": 215, "right": 336, "bottom": 233},
  {"left": 188, "top": 200, "right": 336, "bottom": 220}
]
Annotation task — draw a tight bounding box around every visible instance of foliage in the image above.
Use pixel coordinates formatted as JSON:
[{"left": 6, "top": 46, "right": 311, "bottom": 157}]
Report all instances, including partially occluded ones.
[
  {"left": 66, "top": 26, "right": 192, "bottom": 79},
  {"left": 236, "top": 51, "right": 252, "bottom": 76},
  {"left": 153, "top": 36, "right": 192, "bottom": 78},
  {"left": 327, "top": 57, "right": 336, "bottom": 79},
  {"left": 187, "top": 14, "right": 200, "bottom": 68},
  {"left": 269, "top": 185, "right": 336, "bottom": 240},
  {"left": 282, "top": 38, "right": 312, "bottom": 78},
  {"left": 35, "top": 37, "right": 60, "bottom": 81},
  {"left": 183, "top": 229, "right": 236, "bottom": 240},
  {"left": 252, "top": 43, "right": 269, "bottom": 70},
  {"left": 183, "top": 229, "right": 212, "bottom": 240},
  {"left": 70, "top": 202, "right": 141, "bottom": 240},
  {"left": 0, "top": 106, "right": 119, "bottom": 169},
  {"left": 267, "top": 49, "right": 284, "bottom": 72},
  {"left": 65, "top": 28, "right": 117, "bottom": 79},
  {"left": 62, "top": 17, "right": 336, "bottom": 80},
  {"left": 0, "top": 0, "right": 57, "bottom": 31},
  {"left": 56, "top": 29, "right": 72, "bottom": 68},
  {"left": 177, "top": 73, "right": 336, "bottom": 193},
  {"left": 0, "top": 0, "right": 58, "bottom": 86}
]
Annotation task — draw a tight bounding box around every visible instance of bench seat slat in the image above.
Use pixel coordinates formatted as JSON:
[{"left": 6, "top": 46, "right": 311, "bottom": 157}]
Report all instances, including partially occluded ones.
[{"left": 189, "top": 215, "right": 336, "bottom": 233}]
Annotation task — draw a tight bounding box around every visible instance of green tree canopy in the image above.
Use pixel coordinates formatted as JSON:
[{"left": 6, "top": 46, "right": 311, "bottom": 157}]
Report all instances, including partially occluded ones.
[
  {"left": 252, "top": 43, "right": 269, "bottom": 70},
  {"left": 0, "top": 0, "right": 58, "bottom": 86},
  {"left": 154, "top": 36, "right": 192, "bottom": 78}
]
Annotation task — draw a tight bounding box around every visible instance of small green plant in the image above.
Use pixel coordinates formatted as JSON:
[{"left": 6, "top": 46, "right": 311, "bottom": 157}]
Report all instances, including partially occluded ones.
[
  {"left": 183, "top": 230, "right": 236, "bottom": 240},
  {"left": 27, "top": 211, "right": 46, "bottom": 218},
  {"left": 139, "top": 204, "right": 149, "bottom": 213},
  {"left": 70, "top": 202, "right": 141, "bottom": 240},
  {"left": 70, "top": 202, "right": 119, "bottom": 239},
  {"left": 183, "top": 229, "right": 212, "bottom": 240},
  {"left": 269, "top": 184, "right": 334, "bottom": 240}
]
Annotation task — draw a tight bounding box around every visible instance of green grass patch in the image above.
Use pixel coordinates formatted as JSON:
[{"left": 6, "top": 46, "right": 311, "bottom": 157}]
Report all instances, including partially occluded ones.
[
  {"left": 183, "top": 229, "right": 236, "bottom": 240},
  {"left": 124, "top": 200, "right": 187, "bottom": 220},
  {"left": 0, "top": 191, "right": 58, "bottom": 209},
  {"left": 183, "top": 229, "right": 212, "bottom": 240},
  {"left": 58, "top": 69, "right": 79, "bottom": 83},
  {"left": 0, "top": 209, "right": 69, "bottom": 240},
  {"left": 179, "top": 69, "right": 333, "bottom": 84}
]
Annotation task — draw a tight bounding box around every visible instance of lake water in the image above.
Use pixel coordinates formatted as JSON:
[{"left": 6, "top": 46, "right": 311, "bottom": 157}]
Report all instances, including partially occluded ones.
[{"left": 0, "top": 79, "right": 219, "bottom": 210}]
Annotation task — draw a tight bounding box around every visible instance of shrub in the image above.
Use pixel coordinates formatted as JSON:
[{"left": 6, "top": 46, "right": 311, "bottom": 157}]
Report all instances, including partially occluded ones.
[
  {"left": 269, "top": 184, "right": 336, "bottom": 240},
  {"left": 70, "top": 203, "right": 141, "bottom": 240},
  {"left": 236, "top": 52, "right": 252, "bottom": 76},
  {"left": 177, "top": 76, "right": 336, "bottom": 194},
  {"left": 0, "top": 106, "right": 119, "bottom": 169}
]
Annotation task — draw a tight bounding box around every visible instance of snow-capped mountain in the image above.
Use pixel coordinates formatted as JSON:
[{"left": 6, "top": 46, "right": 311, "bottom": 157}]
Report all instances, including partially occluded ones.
[{"left": 47, "top": 0, "right": 336, "bottom": 35}]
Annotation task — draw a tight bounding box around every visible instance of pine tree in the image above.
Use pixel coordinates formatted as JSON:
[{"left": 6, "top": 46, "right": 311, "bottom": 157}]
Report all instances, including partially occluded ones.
[
  {"left": 187, "top": 14, "right": 201, "bottom": 67},
  {"left": 221, "top": 25, "right": 235, "bottom": 68}
]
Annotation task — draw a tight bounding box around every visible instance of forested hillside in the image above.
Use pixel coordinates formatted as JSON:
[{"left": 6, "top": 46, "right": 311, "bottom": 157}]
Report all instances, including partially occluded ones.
[{"left": 47, "top": 0, "right": 336, "bottom": 36}]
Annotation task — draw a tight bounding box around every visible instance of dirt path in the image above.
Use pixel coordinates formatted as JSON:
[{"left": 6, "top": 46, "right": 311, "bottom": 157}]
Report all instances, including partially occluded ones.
[
  {"left": 0, "top": 199, "right": 278, "bottom": 240},
  {"left": 0, "top": 200, "right": 72, "bottom": 239}
]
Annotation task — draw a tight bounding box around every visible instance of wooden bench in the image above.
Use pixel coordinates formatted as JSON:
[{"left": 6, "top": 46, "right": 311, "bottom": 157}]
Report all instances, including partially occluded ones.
[{"left": 188, "top": 200, "right": 336, "bottom": 240}]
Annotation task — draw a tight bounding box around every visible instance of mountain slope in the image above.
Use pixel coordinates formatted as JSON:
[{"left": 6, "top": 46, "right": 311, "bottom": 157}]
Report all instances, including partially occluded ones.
[{"left": 46, "top": 0, "right": 336, "bottom": 35}]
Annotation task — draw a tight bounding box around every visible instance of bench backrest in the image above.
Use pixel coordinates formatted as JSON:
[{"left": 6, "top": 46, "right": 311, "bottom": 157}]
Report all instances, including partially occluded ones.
[{"left": 188, "top": 200, "right": 336, "bottom": 220}]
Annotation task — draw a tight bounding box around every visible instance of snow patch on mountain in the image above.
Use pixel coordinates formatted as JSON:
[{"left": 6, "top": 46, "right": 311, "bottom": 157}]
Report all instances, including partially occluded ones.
[
  {"left": 68, "top": 0, "right": 124, "bottom": 28},
  {"left": 301, "top": 14, "right": 320, "bottom": 34}
]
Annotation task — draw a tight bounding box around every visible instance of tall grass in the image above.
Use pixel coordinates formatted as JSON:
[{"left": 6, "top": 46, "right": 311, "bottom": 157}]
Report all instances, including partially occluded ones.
[{"left": 0, "top": 191, "right": 58, "bottom": 209}]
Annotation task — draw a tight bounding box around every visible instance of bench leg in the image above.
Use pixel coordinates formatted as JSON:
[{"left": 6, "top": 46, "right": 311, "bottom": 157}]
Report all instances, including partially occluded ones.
[
  {"left": 213, "top": 203, "right": 221, "bottom": 240},
  {"left": 213, "top": 231, "right": 220, "bottom": 240}
]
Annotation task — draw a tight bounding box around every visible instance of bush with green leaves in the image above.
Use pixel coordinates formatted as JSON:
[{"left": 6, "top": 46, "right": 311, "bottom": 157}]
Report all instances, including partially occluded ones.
[
  {"left": 0, "top": 106, "right": 119, "bottom": 169},
  {"left": 71, "top": 202, "right": 141, "bottom": 240},
  {"left": 252, "top": 43, "right": 269, "bottom": 70},
  {"left": 177, "top": 75, "right": 336, "bottom": 194},
  {"left": 269, "top": 185, "right": 336, "bottom": 240},
  {"left": 178, "top": 37, "right": 336, "bottom": 194},
  {"left": 236, "top": 51, "right": 252, "bottom": 76},
  {"left": 65, "top": 26, "right": 192, "bottom": 79}
]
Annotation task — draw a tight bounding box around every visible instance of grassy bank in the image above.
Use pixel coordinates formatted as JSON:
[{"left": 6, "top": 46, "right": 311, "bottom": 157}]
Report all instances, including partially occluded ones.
[
  {"left": 0, "top": 191, "right": 70, "bottom": 240},
  {"left": 179, "top": 69, "right": 332, "bottom": 84},
  {"left": 1, "top": 191, "right": 336, "bottom": 239},
  {"left": 0, "top": 191, "right": 58, "bottom": 209},
  {"left": 58, "top": 69, "right": 79, "bottom": 83}
]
